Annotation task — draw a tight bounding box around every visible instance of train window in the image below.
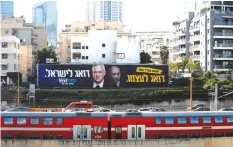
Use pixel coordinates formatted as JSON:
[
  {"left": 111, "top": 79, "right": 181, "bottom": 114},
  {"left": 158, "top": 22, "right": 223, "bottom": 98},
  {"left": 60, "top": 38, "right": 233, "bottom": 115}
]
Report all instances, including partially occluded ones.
[
  {"left": 189, "top": 133, "right": 200, "bottom": 138},
  {"left": 178, "top": 117, "right": 186, "bottom": 124},
  {"left": 177, "top": 133, "right": 187, "bottom": 138},
  {"left": 132, "top": 127, "right": 135, "bottom": 138},
  {"left": 164, "top": 134, "right": 176, "bottom": 139},
  {"left": 190, "top": 117, "right": 199, "bottom": 124},
  {"left": 43, "top": 118, "right": 53, "bottom": 125},
  {"left": 203, "top": 133, "right": 212, "bottom": 138},
  {"left": 165, "top": 117, "right": 174, "bottom": 124},
  {"left": 93, "top": 126, "right": 104, "bottom": 133},
  {"left": 29, "top": 135, "right": 41, "bottom": 139},
  {"left": 138, "top": 127, "right": 141, "bottom": 138},
  {"left": 214, "top": 132, "right": 224, "bottom": 137},
  {"left": 43, "top": 134, "right": 54, "bottom": 140},
  {"left": 30, "top": 118, "right": 39, "bottom": 124},
  {"left": 155, "top": 117, "right": 162, "bottom": 124},
  {"left": 227, "top": 117, "right": 233, "bottom": 123},
  {"left": 3, "top": 134, "right": 13, "bottom": 139},
  {"left": 83, "top": 127, "right": 87, "bottom": 139},
  {"left": 56, "top": 134, "right": 63, "bottom": 139},
  {"left": 56, "top": 118, "right": 63, "bottom": 125},
  {"left": 16, "top": 134, "right": 27, "bottom": 139},
  {"left": 203, "top": 117, "right": 211, "bottom": 123},
  {"left": 215, "top": 116, "right": 223, "bottom": 123},
  {"left": 4, "top": 118, "right": 13, "bottom": 124},
  {"left": 17, "top": 118, "right": 26, "bottom": 125},
  {"left": 115, "top": 126, "right": 122, "bottom": 133},
  {"left": 226, "top": 132, "right": 233, "bottom": 137}
]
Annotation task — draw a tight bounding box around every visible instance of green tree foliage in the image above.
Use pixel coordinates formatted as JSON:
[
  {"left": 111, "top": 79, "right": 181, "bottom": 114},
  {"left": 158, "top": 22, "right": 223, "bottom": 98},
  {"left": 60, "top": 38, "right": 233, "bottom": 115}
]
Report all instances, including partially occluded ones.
[
  {"left": 36, "top": 46, "right": 58, "bottom": 64},
  {"left": 180, "top": 56, "right": 189, "bottom": 73},
  {"left": 140, "top": 51, "right": 153, "bottom": 64},
  {"left": 160, "top": 46, "right": 169, "bottom": 64},
  {"left": 169, "top": 62, "right": 178, "bottom": 76}
]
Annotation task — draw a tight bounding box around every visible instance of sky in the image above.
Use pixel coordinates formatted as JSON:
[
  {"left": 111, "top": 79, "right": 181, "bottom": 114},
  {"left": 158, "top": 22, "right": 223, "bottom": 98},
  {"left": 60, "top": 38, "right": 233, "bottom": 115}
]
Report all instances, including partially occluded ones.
[{"left": 10, "top": 0, "right": 191, "bottom": 32}]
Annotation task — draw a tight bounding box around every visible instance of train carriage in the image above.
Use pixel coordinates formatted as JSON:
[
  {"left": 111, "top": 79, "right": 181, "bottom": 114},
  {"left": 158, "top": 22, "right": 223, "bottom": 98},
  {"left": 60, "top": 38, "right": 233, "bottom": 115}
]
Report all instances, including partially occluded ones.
[{"left": 1, "top": 111, "right": 233, "bottom": 140}]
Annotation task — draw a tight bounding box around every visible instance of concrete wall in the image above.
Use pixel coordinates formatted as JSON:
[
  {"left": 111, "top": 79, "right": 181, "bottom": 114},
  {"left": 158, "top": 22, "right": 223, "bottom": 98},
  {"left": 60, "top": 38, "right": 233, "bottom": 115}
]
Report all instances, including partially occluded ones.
[{"left": 2, "top": 138, "right": 233, "bottom": 147}]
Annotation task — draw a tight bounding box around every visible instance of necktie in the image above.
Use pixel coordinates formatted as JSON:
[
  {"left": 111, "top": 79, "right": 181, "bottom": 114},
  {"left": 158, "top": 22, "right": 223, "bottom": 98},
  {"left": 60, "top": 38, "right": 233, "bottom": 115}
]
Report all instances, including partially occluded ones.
[{"left": 96, "top": 85, "right": 100, "bottom": 88}]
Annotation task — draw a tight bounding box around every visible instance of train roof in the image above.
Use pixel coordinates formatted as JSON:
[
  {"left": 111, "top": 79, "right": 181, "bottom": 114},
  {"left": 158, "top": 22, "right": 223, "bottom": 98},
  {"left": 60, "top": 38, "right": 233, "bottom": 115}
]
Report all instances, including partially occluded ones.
[{"left": 1, "top": 111, "right": 233, "bottom": 118}]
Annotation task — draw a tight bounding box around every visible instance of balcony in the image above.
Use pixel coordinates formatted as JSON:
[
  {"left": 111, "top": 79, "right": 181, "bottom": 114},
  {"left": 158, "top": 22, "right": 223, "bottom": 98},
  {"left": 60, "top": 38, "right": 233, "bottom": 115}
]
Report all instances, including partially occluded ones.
[
  {"left": 176, "top": 30, "right": 186, "bottom": 37},
  {"left": 178, "top": 48, "right": 186, "bottom": 54},
  {"left": 214, "top": 65, "right": 231, "bottom": 71},
  {"left": 214, "top": 22, "right": 233, "bottom": 28},
  {"left": 192, "top": 45, "right": 200, "bottom": 51},
  {"left": 213, "top": 10, "right": 233, "bottom": 18},
  {"left": 190, "top": 25, "right": 200, "bottom": 32},
  {"left": 190, "top": 35, "right": 200, "bottom": 42},
  {"left": 193, "top": 55, "right": 200, "bottom": 61},
  {"left": 213, "top": 54, "right": 233, "bottom": 60},
  {"left": 214, "top": 32, "right": 233, "bottom": 39},
  {"left": 32, "top": 33, "right": 38, "bottom": 39},
  {"left": 214, "top": 43, "right": 233, "bottom": 50},
  {"left": 176, "top": 39, "right": 186, "bottom": 46}
]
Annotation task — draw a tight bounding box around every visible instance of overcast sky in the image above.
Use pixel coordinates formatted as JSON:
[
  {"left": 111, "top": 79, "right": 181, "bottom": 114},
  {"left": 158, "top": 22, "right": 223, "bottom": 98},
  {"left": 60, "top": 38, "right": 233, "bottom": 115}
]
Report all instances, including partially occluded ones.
[{"left": 11, "top": 0, "right": 192, "bottom": 32}]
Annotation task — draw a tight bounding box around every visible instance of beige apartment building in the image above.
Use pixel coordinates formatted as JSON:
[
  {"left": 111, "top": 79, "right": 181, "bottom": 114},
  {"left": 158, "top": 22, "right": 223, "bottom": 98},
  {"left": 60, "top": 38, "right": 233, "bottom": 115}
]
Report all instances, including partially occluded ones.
[{"left": 57, "top": 21, "right": 131, "bottom": 64}]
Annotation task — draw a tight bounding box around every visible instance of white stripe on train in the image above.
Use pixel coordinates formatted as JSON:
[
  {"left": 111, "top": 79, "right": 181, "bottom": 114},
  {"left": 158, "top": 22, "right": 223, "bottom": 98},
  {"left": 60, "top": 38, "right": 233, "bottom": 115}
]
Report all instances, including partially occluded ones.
[{"left": 1, "top": 126, "right": 233, "bottom": 131}]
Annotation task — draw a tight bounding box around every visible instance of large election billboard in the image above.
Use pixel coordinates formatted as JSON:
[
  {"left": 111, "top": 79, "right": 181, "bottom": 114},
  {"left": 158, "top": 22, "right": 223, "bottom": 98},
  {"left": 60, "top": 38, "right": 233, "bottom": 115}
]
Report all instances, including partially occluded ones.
[{"left": 37, "top": 64, "right": 169, "bottom": 88}]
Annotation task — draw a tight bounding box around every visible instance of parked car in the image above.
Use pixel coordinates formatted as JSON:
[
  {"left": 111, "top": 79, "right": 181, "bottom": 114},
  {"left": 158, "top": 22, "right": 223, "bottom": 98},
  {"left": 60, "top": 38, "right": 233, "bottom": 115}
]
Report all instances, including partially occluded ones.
[
  {"left": 219, "top": 108, "right": 233, "bottom": 111},
  {"left": 93, "top": 105, "right": 102, "bottom": 112},
  {"left": 138, "top": 108, "right": 154, "bottom": 112},
  {"left": 192, "top": 107, "right": 210, "bottom": 111},
  {"left": 125, "top": 109, "right": 138, "bottom": 112},
  {"left": 147, "top": 107, "right": 166, "bottom": 112},
  {"left": 187, "top": 104, "right": 206, "bottom": 111},
  {"left": 99, "top": 108, "right": 114, "bottom": 112},
  {"left": 70, "top": 108, "right": 86, "bottom": 112},
  {"left": 4, "top": 107, "right": 29, "bottom": 112}
]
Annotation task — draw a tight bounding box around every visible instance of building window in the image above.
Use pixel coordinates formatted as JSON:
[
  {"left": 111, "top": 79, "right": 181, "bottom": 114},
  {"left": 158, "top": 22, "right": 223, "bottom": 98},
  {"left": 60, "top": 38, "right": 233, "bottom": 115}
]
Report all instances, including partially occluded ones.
[
  {"left": 92, "top": 24, "right": 95, "bottom": 27},
  {"left": 73, "top": 42, "right": 81, "bottom": 49},
  {"left": 2, "top": 65, "right": 8, "bottom": 70},
  {"left": 86, "top": 56, "right": 88, "bottom": 59},
  {"left": 178, "top": 117, "right": 186, "bottom": 124},
  {"left": 208, "top": 50, "right": 210, "bottom": 55},
  {"left": 43, "top": 118, "right": 53, "bottom": 125},
  {"left": 14, "top": 64, "right": 17, "bottom": 70},
  {"left": 82, "top": 46, "right": 85, "bottom": 49},
  {"left": 30, "top": 118, "right": 39, "bottom": 124},
  {"left": 208, "top": 61, "right": 209, "bottom": 65},
  {"left": 116, "top": 53, "right": 125, "bottom": 59},
  {"left": 4, "top": 118, "right": 13, "bottom": 124},
  {"left": 203, "top": 117, "right": 211, "bottom": 123},
  {"left": 208, "top": 40, "right": 210, "bottom": 44},
  {"left": 17, "top": 118, "right": 26, "bottom": 124},
  {"left": 165, "top": 117, "right": 174, "bottom": 124},
  {"left": 68, "top": 46, "right": 70, "bottom": 49},
  {"left": 2, "top": 42, "right": 8, "bottom": 48},
  {"left": 207, "top": 18, "right": 210, "bottom": 23},
  {"left": 102, "top": 43, "right": 105, "bottom": 47},
  {"left": 72, "top": 53, "right": 81, "bottom": 59},
  {"left": 86, "top": 46, "right": 88, "bottom": 49},
  {"left": 102, "top": 54, "right": 106, "bottom": 58},
  {"left": 5, "top": 30, "right": 8, "bottom": 34},
  {"left": 2, "top": 54, "right": 8, "bottom": 59},
  {"left": 56, "top": 118, "right": 62, "bottom": 125},
  {"left": 208, "top": 29, "right": 210, "bottom": 34}
]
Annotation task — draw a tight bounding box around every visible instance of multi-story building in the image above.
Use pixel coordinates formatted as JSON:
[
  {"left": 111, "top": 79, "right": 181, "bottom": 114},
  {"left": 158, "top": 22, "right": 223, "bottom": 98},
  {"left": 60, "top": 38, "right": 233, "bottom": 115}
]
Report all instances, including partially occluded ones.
[
  {"left": 57, "top": 21, "right": 131, "bottom": 64},
  {"left": 71, "top": 30, "right": 140, "bottom": 64},
  {"left": 0, "top": 1, "right": 14, "bottom": 18},
  {"left": 86, "top": 0, "right": 123, "bottom": 22},
  {"left": 1, "top": 36, "right": 20, "bottom": 85},
  {"left": 33, "top": 1, "right": 57, "bottom": 49},
  {"left": 134, "top": 30, "right": 172, "bottom": 64}
]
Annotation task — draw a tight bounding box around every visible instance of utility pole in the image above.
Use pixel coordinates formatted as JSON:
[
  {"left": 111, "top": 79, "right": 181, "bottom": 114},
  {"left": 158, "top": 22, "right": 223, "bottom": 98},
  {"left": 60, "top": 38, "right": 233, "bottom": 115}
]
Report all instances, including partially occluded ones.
[
  {"left": 189, "top": 43, "right": 193, "bottom": 111},
  {"left": 214, "top": 83, "right": 218, "bottom": 111}
]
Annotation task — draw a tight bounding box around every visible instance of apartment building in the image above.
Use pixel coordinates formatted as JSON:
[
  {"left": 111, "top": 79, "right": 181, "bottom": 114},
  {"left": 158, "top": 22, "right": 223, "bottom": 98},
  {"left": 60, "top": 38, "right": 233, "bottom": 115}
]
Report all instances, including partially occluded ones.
[
  {"left": 170, "top": 1, "right": 233, "bottom": 72},
  {"left": 1, "top": 36, "right": 20, "bottom": 85},
  {"left": 58, "top": 21, "right": 131, "bottom": 64},
  {"left": 71, "top": 30, "right": 140, "bottom": 64},
  {"left": 0, "top": 1, "right": 14, "bottom": 18},
  {"left": 134, "top": 30, "right": 172, "bottom": 64},
  {"left": 86, "top": 0, "right": 123, "bottom": 22}
]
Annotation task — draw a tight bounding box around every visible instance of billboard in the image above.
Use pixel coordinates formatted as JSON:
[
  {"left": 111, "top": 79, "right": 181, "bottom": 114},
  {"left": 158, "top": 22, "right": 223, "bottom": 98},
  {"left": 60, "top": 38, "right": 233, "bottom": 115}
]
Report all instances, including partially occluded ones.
[{"left": 37, "top": 64, "right": 169, "bottom": 88}]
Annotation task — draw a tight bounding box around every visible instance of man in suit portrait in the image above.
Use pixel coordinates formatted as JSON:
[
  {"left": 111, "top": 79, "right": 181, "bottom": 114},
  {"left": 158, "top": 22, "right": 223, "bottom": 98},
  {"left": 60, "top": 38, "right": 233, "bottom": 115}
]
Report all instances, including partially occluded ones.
[
  {"left": 92, "top": 64, "right": 106, "bottom": 88},
  {"left": 108, "top": 66, "right": 121, "bottom": 88}
]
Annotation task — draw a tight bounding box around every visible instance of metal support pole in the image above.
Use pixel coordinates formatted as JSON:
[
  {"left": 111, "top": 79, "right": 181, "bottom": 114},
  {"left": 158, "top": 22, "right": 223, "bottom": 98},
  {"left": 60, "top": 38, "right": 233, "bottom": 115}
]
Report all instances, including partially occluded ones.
[
  {"left": 190, "top": 43, "right": 193, "bottom": 111},
  {"left": 215, "top": 83, "right": 218, "bottom": 111}
]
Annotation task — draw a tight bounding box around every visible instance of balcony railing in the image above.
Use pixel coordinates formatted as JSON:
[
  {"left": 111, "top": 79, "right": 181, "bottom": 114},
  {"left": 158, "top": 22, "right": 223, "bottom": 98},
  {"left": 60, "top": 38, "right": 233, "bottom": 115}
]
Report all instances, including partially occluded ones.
[
  {"left": 213, "top": 10, "right": 233, "bottom": 15},
  {"left": 193, "top": 55, "right": 200, "bottom": 59},
  {"left": 190, "top": 35, "right": 200, "bottom": 41},
  {"left": 214, "top": 32, "right": 233, "bottom": 36},
  {"left": 190, "top": 25, "right": 200, "bottom": 30},
  {"left": 214, "top": 54, "right": 233, "bottom": 58},
  {"left": 214, "top": 65, "right": 230, "bottom": 69},
  {"left": 214, "top": 22, "right": 233, "bottom": 26},
  {"left": 214, "top": 43, "right": 233, "bottom": 47}
]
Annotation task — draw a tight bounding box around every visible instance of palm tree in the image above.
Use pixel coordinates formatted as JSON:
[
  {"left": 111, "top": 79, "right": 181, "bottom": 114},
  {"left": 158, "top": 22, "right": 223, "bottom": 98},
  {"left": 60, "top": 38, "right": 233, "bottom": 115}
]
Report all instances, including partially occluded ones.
[{"left": 160, "top": 46, "right": 169, "bottom": 64}]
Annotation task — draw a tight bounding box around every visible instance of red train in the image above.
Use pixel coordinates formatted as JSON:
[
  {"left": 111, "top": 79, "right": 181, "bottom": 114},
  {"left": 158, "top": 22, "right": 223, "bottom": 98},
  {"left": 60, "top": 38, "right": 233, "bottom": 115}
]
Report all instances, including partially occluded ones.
[{"left": 1, "top": 111, "right": 233, "bottom": 140}]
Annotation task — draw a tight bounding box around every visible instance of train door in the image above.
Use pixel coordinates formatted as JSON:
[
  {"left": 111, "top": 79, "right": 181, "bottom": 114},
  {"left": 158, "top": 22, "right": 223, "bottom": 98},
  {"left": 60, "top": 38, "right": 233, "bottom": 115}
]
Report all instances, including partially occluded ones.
[
  {"left": 115, "top": 126, "right": 122, "bottom": 139},
  {"left": 73, "top": 125, "right": 91, "bottom": 140},
  {"left": 127, "top": 125, "right": 145, "bottom": 140}
]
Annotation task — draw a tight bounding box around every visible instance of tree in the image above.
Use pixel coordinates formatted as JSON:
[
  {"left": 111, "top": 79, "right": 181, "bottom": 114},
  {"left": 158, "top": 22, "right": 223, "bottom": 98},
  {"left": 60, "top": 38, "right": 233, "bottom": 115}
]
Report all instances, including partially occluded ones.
[
  {"left": 180, "top": 56, "right": 189, "bottom": 73},
  {"left": 140, "top": 51, "right": 153, "bottom": 64},
  {"left": 169, "top": 62, "right": 178, "bottom": 76},
  {"left": 186, "top": 61, "right": 201, "bottom": 71},
  {"left": 160, "top": 46, "right": 169, "bottom": 64},
  {"left": 36, "top": 46, "right": 58, "bottom": 64}
]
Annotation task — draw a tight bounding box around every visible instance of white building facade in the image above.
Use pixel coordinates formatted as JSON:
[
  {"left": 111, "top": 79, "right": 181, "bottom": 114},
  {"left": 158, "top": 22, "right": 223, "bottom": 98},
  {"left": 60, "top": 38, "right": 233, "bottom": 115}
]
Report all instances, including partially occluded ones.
[
  {"left": 86, "top": 0, "right": 123, "bottom": 22},
  {"left": 71, "top": 30, "right": 140, "bottom": 64},
  {"left": 1, "top": 36, "right": 20, "bottom": 85}
]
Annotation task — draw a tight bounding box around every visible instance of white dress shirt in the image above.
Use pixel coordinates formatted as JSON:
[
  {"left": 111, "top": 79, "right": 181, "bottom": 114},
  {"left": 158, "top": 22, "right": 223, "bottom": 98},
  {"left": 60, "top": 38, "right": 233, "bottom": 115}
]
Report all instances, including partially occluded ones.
[{"left": 93, "top": 80, "right": 104, "bottom": 88}]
